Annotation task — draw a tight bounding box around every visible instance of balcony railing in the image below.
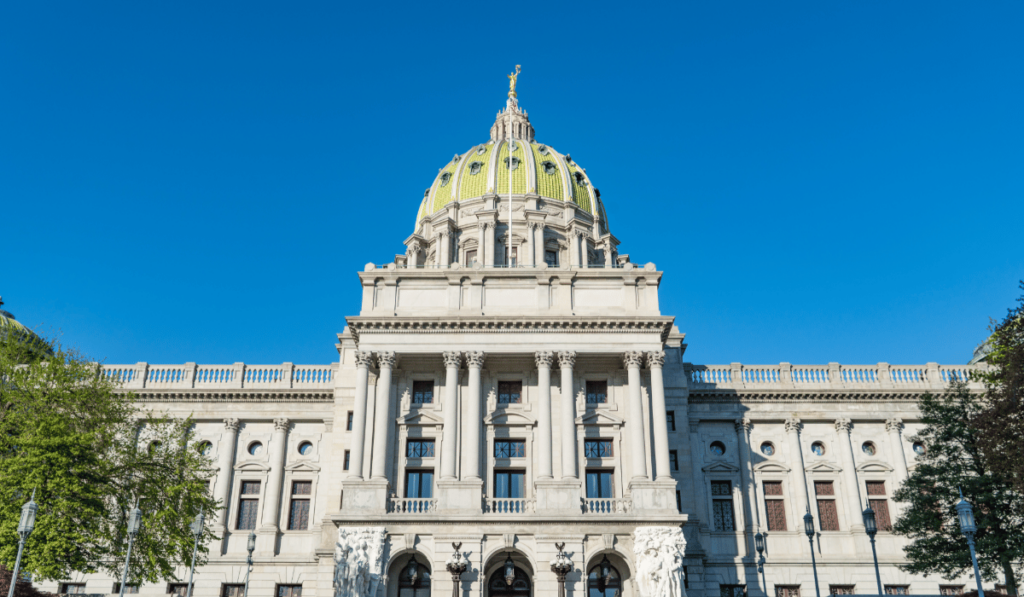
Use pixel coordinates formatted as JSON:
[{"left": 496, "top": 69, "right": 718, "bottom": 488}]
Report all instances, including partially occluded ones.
[
  {"left": 101, "top": 363, "right": 336, "bottom": 390},
  {"left": 685, "top": 362, "right": 987, "bottom": 391},
  {"left": 484, "top": 497, "right": 536, "bottom": 514},
  {"left": 388, "top": 497, "right": 437, "bottom": 514},
  {"left": 583, "top": 497, "right": 633, "bottom": 515}
]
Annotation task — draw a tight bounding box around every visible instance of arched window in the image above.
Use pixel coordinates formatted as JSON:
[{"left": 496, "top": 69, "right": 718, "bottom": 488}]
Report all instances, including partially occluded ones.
[
  {"left": 487, "top": 565, "right": 531, "bottom": 596},
  {"left": 397, "top": 557, "right": 431, "bottom": 597},
  {"left": 588, "top": 556, "right": 622, "bottom": 597}
]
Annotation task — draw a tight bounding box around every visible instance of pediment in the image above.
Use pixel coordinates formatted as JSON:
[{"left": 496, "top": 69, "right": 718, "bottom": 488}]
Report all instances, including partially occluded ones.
[
  {"left": 702, "top": 460, "right": 740, "bottom": 473},
  {"left": 285, "top": 460, "right": 322, "bottom": 472},
  {"left": 856, "top": 460, "right": 894, "bottom": 473},
  {"left": 753, "top": 461, "right": 791, "bottom": 474},
  {"left": 576, "top": 410, "right": 624, "bottom": 427},
  {"left": 485, "top": 410, "right": 536, "bottom": 427},
  {"left": 399, "top": 410, "right": 444, "bottom": 426},
  {"left": 805, "top": 461, "right": 843, "bottom": 474},
  {"left": 234, "top": 460, "right": 271, "bottom": 473}
]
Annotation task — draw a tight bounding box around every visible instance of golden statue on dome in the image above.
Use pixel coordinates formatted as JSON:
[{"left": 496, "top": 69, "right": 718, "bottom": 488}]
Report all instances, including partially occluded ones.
[{"left": 507, "top": 65, "right": 521, "bottom": 97}]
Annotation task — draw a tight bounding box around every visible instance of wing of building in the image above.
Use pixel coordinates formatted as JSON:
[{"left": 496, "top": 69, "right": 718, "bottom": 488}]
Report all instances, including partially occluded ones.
[{"left": 39, "top": 88, "right": 990, "bottom": 597}]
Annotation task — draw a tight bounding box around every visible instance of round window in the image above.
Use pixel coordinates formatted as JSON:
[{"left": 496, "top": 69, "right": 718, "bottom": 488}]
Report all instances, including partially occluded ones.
[
  {"left": 298, "top": 441, "right": 313, "bottom": 456},
  {"left": 862, "top": 442, "right": 877, "bottom": 456},
  {"left": 912, "top": 442, "right": 926, "bottom": 455},
  {"left": 709, "top": 441, "right": 726, "bottom": 456},
  {"left": 760, "top": 442, "right": 775, "bottom": 456},
  {"left": 197, "top": 441, "right": 212, "bottom": 456},
  {"left": 811, "top": 442, "right": 826, "bottom": 456},
  {"left": 248, "top": 442, "right": 264, "bottom": 456}
]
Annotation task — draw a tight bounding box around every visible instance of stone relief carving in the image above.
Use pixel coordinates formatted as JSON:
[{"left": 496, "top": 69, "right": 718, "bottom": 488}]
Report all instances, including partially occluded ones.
[
  {"left": 633, "top": 526, "right": 687, "bottom": 597},
  {"left": 334, "top": 526, "right": 387, "bottom": 597}
]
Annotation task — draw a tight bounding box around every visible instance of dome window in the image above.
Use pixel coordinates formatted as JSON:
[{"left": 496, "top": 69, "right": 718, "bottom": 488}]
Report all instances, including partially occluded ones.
[
  {"left": 574, "top": 171, "right": 587, "bottom": 185},
  {"left": 542, "top": 161, "right": 557, "bottom": 175},
  {"left": 452, "top": 154, "right": 460, "bottom": 163},
  {"left": 476, "top": 146, "right": 487, "bottom": 156},
  {"left": 537, "top": 144, "right": 549, "bottom": 155},
  {"left": 439, "top": 172, "right": 451, "bottom": 187},
  {"left": 504, "top": 156, "right": 520, "bottom": 171},
  {"left": 469, "top": 161, "right": 483, "bottom": 175}
]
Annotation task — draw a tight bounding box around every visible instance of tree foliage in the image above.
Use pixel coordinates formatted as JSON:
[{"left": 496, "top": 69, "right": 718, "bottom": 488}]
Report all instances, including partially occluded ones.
[
  {"left": 0, "top": 333, "right": 219, "bottom": 583},
  {"left": 893, "top": 380, "right": 1023, "bottom": 593}
]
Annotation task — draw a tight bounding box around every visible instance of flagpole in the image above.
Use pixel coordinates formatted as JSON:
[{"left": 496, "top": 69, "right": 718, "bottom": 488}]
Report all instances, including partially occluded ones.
[{"left": 508, "top": 90, "right": 513, "bottom": 267}]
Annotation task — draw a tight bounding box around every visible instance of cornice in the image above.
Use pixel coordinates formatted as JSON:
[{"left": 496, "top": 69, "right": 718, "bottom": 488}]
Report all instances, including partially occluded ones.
[
  {"left": 126, "top": 390, "right": 334, "bottom": 403},
  {"left": 345, "top": 316, "right": 675, "bottom": 341},
  {"left": 688, "top": 390, "right": 939, "bottom": 403}
]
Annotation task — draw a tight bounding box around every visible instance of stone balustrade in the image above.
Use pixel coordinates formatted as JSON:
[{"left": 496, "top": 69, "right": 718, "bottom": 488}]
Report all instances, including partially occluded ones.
[
  {"left": 685, "top": 362, "right": 986, "bottom": 391},
  {"left": 484, "top": 497, "right": 536, "bottom": 514},
  {"left": 101, "top": 363, "right": 336, "bottom": 390},
  {"left": 388, "top": 496, "right": 438, "bottom": 514},
  {"left": 583, "top": 497, "right": 633, "bottom": 515}
]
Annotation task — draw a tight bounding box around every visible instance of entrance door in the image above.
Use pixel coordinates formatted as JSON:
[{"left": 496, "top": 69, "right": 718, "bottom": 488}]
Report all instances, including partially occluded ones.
[{"left": 487, "top": 566, "right": 531, "bottom": 597}]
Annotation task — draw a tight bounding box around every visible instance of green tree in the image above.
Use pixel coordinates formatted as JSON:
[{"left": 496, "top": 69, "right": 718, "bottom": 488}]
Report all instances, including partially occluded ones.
[
  {"left": 0, "top": 333, "right": 219, "bottom": 583},
  {"left": 893, "top": 380, "right": 1023, "bottom": 594}
]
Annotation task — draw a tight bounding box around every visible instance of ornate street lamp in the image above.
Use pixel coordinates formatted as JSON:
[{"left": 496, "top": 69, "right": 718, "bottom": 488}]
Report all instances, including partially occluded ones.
[
  {"left": 446, "top": 543, "right": 467, "bottom": 597},
  {"left": 243, "top": 531, "right": 257, "bottom": 597},
  {"left": 7, "top": 491, "right": 37, "bottom": 597},
  {"left": 504, "top": 553, "right": 516, "bottom": 586},
  {"left": 118, "top": 501, "right": 143, "bottom": 597},
  {"left": 863, "top": 506, "right": 883, "bottom": 595},
  {"left": 185, "top": 511, "right": 204, "bottom": 597},
  {"left": 803, "top": 508, "right": 821, "bottom": 597},
  {"left": 550, "top": 543, "right": 572, "bottom": 597},
  {"left": 404, "top": 557, "right": 420, "bottom": 587},
  {"left": 596, "top": 554, "right": 613, "bottom": 592},
  {"left": 754, "top": 532, "right": 767, "bottom": 596},
  {"left": 956, "top": 491, "right": 985, "bottom": 597}
]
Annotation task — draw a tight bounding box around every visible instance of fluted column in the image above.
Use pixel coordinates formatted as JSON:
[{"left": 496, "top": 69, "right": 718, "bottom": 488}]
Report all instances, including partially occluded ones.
[
  {"left": 370, "top": 351, "right": 396, "bottom": 480},
  {"left": 215, "top": 418, "right": 240, "bottom": 530},
  {"left": 557, "top": 351, "right": 578, "bottom": 479},
  {"left": 569, "top": 230, "right": 581, "bottom": 267},
  {"left": 736, "top": 419, "right": 758, "bottom": 535},
  {"left": 440, "top": 351, "right": 462, "bottom": 480},
  {"left": 261, "top": 418, "right": 290, "bottom": 531},
  {"left": 886, "top": 418, "right": 909, "bottom": 484},
  {"left": 579, "top": 231, "right": 589, "bottom": 268},
  {"left": 835, "top": 418, "right": 865, "bottom": 530},
  {"left": 785, "top": 418, "right": 810, "bottom": 520},
  {"left": 407, "top": 241, "right": 420, "bottom": 268},
  {"left": 525, "top": 223, "right": 537, "bottom": 267},
  {"left": 624, "top": 351, "right": 649, "bottom": 481},
  {"left": 535, "top": 351, "right": 555, "bottom": 479},
  {"left": 463, "top": 352, "right": 486, "bottom": 480},
  {"left": 535, "top": 222, "right": 546, "bottom": 265},
  {"left": 647, "top": 351, "right": 672, "bottom": 481},
  {"left": 348, "top": 351, "right": 373, "bottom": 479}
]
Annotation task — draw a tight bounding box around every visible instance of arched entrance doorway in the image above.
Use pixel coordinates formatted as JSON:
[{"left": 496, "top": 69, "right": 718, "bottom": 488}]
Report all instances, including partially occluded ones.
[
  {"left": 387, "top": 553, "right": 431, "bottom": 597},
  {"left": 487, "top": 553, "right": 532, "bottom": 596}
]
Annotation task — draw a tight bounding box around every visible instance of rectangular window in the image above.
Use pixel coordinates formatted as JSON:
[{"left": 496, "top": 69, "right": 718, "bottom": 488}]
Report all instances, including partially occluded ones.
[
  {"left": 712, "top": 480, "right": 735, "bottom": 531},
  {"left": 287, "top": 481, "right": 312, "bottom": 531},
  {"left": 764, "top": 481, "right": 788, "bottom": 531},
  {"left": 885, "top": 587, "right": 910, "bottom": 595},
  {"left": 346, "top": 411, "right": 353, "bottom": 431},
  {"left": 829, "top": 587, "right": 856, "bottom": 596},
  {"left": 866, "top": 481, "right": 891, "bottom": 531},
  {"left": 494, "top": 470, "right": 526, "bottom": 498},
  {"left": 866, "top": 481, "right": 886, "bottom": 496},
  {"left": 277, "top": 586, "right": 302, "bottom": 597},
  {"left": 586, "top": 470, "right": 614, "bottom": 498},
  {"left": 169, "top": 585, "right": 189, "bottom": 597},
  {"left": 412, "top": 381, "right": 434, "bottom": 404},
  {"left": 584, "top": 439, "right": 614, "bottom": 458},
  {"left": 222, "top": 585, "right": 245, "bottom": 597},
  {"left": 237, "top": 481, "right": 260, "bottom": 530},
  {"left": 113, "top": 584, "right": 140, "bottom": 594},
  {"left": 670, "top": 450, "right": 679, "bottom": 471},
  {"left": 545, "top": 250, "right": 558, "bottom": 267},
  {"left": 465, "top": 249, "right": 478, "bottom": 267},
  {"left": 404, "top": 470, "right": 433, "bottom": 498},
  {"left": 667, "top": 411, "right": 676, "bottom": 431},
  {"left": 586, "top": 380, "right": 608, "bottom": 404},
  {"left": 61, "top": 585, "right": 86, "bottom": 594},
  {"left": 494, "top": 440, "right": 526, "bottom": 458},
  {"left": 343, "top": 450, "right": 350, "bottom": 470},
  {"left": 498, "top": 381, "right": 522, "bottom": 404},
  {"left": 776, "top": 586, "right": 801, "bottom": 597},
  {"left": 939, "top": 586, "right": 964, "bottom": 596},
  {"left": 406, "top": 439, "right": 436, "bottom": 458},
  {"left": 815, "top": 481, "right": 840, "bottom": 531},
  {"left": 720, "top": 585, "right": 746, "bottom": 597}
]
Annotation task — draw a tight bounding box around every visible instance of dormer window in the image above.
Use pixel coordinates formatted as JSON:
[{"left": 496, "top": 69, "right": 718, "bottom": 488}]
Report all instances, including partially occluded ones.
[
  {"left": 476, "top": 146, "right": 487, "bottom": 155},
  {"left": 574, "top": 171, "right": 587, "bottom": 185},
  {"left": 469, "top": 161, "right": 483, "bottom": 175},
  {"left": 439, "top": 172, "right": 451, "bottom": 187},
  {"left": 537, "top": 144, "right": 549, "bottom": 155},
  {"left": 504, "top": 156, "right": 520, "bottom": 171},
  {"left": 542, "top": 161, "right": 557, "bottom": 175}
]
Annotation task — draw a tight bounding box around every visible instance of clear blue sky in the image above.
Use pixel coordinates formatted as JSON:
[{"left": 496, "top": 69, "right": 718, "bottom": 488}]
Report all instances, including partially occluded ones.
[{"left": 3, "top": 1, "right": 1022, "bottom": 366}]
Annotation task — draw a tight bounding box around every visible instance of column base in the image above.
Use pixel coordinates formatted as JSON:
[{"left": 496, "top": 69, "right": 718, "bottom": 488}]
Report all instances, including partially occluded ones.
[
  {"left": 437, "top": 478, "right": 483, "bottom": 514},
  {"left": 341, "top": 478, "right": 391, "bottom": 514},
  {"left": 628, "top": 478, "right": 679, "bottom": 515},
  {"left": 535, "top": 478, "right": 582, "bottom": 515}
]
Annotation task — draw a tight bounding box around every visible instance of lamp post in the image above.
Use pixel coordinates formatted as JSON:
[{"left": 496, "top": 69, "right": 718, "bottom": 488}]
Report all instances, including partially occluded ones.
[
  {"left": 862, "top": 507, "right": 884, "bottom": 595},
  {"left": 7, "top": 491, "right": 37, "bottom": 597},
  {"left": 803, "top": 509, "right": 821, "bottom": 597},
  {"left": 243, "top": 531, "right": 256, "bottom": 597},
  {"left": 955, "top": 492, "right": 985, "bottom": 597},
  {"left": 446, "top": 542, "right": 467, "bottom": 597},
  {"left": 185, "top": 511, "right": 204, "bottom": 597},
  {"left": 550, "top": 543, "right": 573, "bottom": 597},
  {"left": 503, "top": 553, "right": 516, "bottom": 587},
  {"left": 117, "top": 501, "right": 143, "bottom": 597},
  {"left": 754, "top": 532, "right": 767, "bottom": 597}
]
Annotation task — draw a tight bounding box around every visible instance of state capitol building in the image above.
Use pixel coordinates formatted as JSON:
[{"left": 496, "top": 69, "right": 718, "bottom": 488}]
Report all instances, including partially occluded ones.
[{"left": 37, "top": 79, "right": 987, "bottom": 597}]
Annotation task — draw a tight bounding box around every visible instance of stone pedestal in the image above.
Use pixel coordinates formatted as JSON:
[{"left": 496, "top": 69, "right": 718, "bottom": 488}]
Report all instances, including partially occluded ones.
[
  {"left": 535, "top": 478, "right": 582, "bottom": 515},
  {"left": 341, "top": 478, "right": 390, "bottom": 514},
  {"left": 629, "top": 478, "right": 679, "bottom": 515},
  {"left": 437, "top": 479, "right": 483, "bottom": 514}
]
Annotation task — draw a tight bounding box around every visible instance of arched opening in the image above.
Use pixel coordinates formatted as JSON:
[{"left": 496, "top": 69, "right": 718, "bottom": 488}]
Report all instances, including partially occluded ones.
[
  {"left": 587, "top": 554, "right": 622, "bottom": 597},
  {"left": 486, "top": 552, "right": 532, "bottom": 596},
  {"left": 388, "top": 553, "right": 431, "bottom": 597}
]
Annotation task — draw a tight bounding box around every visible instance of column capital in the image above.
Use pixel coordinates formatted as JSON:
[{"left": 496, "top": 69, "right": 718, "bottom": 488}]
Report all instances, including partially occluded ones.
[
  {"left": 623, "top": 351, "right": 644, "bottom": 369},
  {"left": 647, "top": 350, "right": 666, "bottom": 369},
  {"left": 557, "top": 351, "right": 576, "bottom": 369},
  {"left": 442, "top": 351, "right": 462, "bottom": 369},
  {"left": 376, "top": 351, "right": 397, "bottom": 369},
  {"left": 835, "top": 417, "right": 853, "bottom": 433},
  {"left": 224, "top": 418, "right": 240, "bottom": 432},
  {"left": 535, "top": 351, "right": 554, "bottom": 368},
  {"left": 354, "top": 351, "right": 374, "bottom": 369},
  {"left": 464, "top": 351, "right": 486, "bottom": 369},
  {"left": 784, "top": 417, "right": 802, "bottom": 433},
  {"left": 735, "top": 418, "right": 753, "bottom": 434},
  {"left": 885, "top": 417, "right": 904, "bottom": 434},
  {"left": 273, "top": 418, "right": 290, "bottom": 431}
]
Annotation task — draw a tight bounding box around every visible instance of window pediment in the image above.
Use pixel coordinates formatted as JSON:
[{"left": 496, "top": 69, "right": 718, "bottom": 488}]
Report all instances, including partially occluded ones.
[
  {"left": 285, "top": 461, "right": 321, "bottom": 472},
  {"left": 702, "top": 460, "right": 740, "bottom": 473},
  {"left": 856, "top": 460, "right": 894, "bottom": 473},
  {"left": 805, "top": 461, "right": 843, "bottom": 474},
  {"left": 576, "top": 410, "right": 623, "bottom": 428},
  {"left": 753, "top": 461, "right": 791, "bottom": 473},
  {"left": 485, "top": 410, "right": 536, "bottom": 427},
  {"left": 235, "top": 460, "right": 271, "bottom": 473},
  {"left": 399, "top": 410, "right": 444, "bottom": 427}
]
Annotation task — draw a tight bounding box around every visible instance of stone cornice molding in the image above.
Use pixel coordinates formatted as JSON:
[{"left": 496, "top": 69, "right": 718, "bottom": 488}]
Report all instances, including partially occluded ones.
[
  {"left": 647, "top": 351, "right": 666, "bottom": 369},
  {"left": 557, "top": 351, "right": 576, "bottom": 369},
  {"left": 623, "top": 351, "right": 645, "bottom": 369},
  {"left": 442, "top": 351, "right": 462, "bottom": 369},
  {"left": 354, "top": 351, "right": 374, "bottom": 369},
  {"left": 464, "top": 351, "right": 486, "bottom": 369},
  {"left": 885, "top": 417, "right": 904, "bottom": 433},
  {"left": 347, "top": 316, "right": 674, "bottom": 341}
]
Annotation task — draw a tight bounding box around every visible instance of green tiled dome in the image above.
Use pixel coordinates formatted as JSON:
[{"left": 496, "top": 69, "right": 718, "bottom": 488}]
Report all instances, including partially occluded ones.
[{"left": 0, "top": 305, "right": 52, "bottom": 357}]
